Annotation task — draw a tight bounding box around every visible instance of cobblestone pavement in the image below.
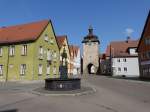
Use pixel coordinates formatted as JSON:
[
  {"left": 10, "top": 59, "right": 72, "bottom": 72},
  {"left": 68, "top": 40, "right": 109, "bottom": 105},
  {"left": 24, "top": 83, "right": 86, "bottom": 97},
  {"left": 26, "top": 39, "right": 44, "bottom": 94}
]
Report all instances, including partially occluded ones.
[{"left": 0, "top": 75, "right": 150, "bottom": 112}]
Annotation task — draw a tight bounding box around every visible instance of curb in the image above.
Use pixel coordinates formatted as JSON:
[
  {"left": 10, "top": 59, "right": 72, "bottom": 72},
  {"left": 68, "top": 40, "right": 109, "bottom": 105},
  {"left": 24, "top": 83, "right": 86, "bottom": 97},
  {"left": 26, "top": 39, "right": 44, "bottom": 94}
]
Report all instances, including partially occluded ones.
[
  {"left": 109, "top": 76, "right": 150, "bottom": 85},
  {"left": 30, "top": 87, "right": 96, "bottom": 96}
]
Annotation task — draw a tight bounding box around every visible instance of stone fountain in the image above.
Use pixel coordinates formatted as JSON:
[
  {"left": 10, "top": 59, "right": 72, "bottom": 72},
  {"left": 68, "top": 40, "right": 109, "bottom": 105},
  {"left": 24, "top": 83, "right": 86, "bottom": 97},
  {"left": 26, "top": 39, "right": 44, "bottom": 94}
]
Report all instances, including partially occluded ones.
[{"left": 45, "top": 47, "right": 81, "bottom": 91}]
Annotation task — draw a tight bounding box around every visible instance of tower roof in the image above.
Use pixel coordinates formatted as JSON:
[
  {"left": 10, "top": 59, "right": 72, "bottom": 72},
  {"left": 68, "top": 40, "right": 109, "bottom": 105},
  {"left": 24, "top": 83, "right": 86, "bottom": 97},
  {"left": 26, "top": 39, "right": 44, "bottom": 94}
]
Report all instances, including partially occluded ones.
[{"left": 82, "top": 25, "right": 100, "bottom": 44}]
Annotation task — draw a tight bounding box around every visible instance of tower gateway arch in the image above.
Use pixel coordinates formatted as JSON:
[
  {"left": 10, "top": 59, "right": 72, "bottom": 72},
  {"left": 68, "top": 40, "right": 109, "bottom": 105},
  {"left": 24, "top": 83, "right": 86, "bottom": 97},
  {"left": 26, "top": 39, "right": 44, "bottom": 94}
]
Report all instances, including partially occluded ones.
[{"left": 82, "top": 26, "right": 100, "bottom": 75}]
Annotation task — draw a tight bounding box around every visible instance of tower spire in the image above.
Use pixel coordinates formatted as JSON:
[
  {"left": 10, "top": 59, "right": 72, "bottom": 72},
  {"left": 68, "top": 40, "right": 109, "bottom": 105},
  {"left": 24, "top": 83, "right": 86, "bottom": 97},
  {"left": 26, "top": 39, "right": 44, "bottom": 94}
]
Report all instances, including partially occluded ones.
[{"left": 88, "top": 25, "right": 93, "bottom": 35}]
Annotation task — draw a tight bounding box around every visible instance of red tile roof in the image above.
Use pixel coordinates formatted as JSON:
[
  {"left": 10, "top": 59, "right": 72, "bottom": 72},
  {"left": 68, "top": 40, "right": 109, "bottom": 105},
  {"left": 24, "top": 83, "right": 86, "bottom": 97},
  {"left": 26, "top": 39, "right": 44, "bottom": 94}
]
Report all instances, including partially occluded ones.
[
  {"left": 105, "top": 45, "right": 110, "bottom": 57},
  {"left": 56, "top": 35, "right": 66, "bottom": 48},
  {"left": 69, "top": 45, "right": 79, "bottom": 58},
  {"left": 0, "top": 20, "right": 49, "bottom": 44},
  {"left": 106, "top": 39, "right": 139, "bottom": 57}
]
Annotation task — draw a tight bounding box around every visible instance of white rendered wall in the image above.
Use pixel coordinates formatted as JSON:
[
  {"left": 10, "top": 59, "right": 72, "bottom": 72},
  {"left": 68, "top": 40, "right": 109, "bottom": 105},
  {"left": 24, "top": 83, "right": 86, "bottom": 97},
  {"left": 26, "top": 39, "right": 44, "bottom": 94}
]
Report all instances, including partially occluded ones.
[
  {"left": 73, "top": 49, "right": 81, "bottom": 75},
  {"left": 83, "top": 42, "right": 99, "bottom": 74},
  {"left": 111, "top": 57, "right": 140, "bottom": 77}
]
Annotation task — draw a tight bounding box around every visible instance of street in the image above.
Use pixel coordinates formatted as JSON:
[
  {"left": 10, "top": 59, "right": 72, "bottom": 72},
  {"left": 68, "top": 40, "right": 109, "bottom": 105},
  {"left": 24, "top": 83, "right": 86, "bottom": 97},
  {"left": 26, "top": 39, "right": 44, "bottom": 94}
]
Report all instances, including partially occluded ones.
[{"left": 0, "top": 75, "right": 150, "bottom": 112}]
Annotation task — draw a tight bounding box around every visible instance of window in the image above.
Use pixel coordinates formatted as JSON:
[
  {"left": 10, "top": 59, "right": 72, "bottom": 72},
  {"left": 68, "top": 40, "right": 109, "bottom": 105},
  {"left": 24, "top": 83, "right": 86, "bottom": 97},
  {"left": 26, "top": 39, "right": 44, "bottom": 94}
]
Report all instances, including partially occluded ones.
[
  {"left": 39, "top": 46, "right": 43, "bottom": 59},
  {"left": 44, "top": 34, "right": 48, "bottom": 41},
  {"left": 124, "top": 67, "right": 127, "bottom": 72},
  {"left": 147, "top": 51, "right": 150, "bottom": 58},
  {"left": 145, "top": 38, "right": 150, "bottom": 45},
  {"left": 47, "top": 64, "right": 50, "bottom": 75},
  {"left": 0, "top": 47, "right": 3, "bottom": 56},
  {"left": 47, "top": 49, "right": 52, "bottom": 61},
  {"left": 118, "top": 67, "right": 121, "bottom": 71},
  {"left": 123, "top": 58, "right": 126, "bottom": 62},
  {"left": 53, "top": 66, "right": 57, "bottom": 75},
  {"left": 21, "top": 45, "right": 27, "bottom": 56},
  {"left": 117, "top": 58, "right": 120, "bottom": 62},
  {"left": 0, "top": 65, "right": 3, "bottom": 76},
  {"left": 53, "top": 51, "right": 57, "bottom": 58},
  {"left": 20, "top": 64, "right": 26, "bottom": 75},
  {"left": 9, "top": 46, "right": 15, "bottom": 56},
  {"left": 38, "top": 64, "right": 43, "bottom": 75},
  {"left": 50, "top": 38, "right": 54, "bottom": 44}
]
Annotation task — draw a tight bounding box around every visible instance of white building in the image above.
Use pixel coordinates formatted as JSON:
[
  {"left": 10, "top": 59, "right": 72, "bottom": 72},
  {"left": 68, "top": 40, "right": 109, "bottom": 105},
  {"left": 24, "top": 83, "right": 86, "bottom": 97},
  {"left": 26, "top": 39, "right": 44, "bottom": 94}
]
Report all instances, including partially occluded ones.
[
  {"left": 106, "top": 38, "right": 140, "bottom": 77},
  {"left": 69, "top": 45, "right": 81, "bottom": 77}
]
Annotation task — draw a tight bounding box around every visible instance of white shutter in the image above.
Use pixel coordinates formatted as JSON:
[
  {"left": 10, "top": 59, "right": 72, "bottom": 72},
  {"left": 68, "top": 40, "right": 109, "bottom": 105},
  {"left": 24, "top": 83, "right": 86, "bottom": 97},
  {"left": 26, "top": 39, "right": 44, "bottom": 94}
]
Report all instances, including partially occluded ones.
[
  {"left": 21, "top": 46, "right": 24, "bottom": 55},
  {"left": 47, "top": 50, "right": 51, "bottom": 60},
  {"left": 9, "top": 47, "right": 12, "bottom": 56},
  {"left": 0, "top": 47, "right": 3, "bottom": 56},
  {"left": 10, "top": 46, "right": 15, "bottom": 56},
  {"left": 40, "top": 48, "right": 43, "bottom": 54},
  {"left": 23, "top": 64, "right": 26, "bottom": 74},
  {"left": 44, "top": 35, "right": 48, "bottom": 41},
  {"left": 39, "top": 64, "right": 43, "bottom": 75},
  {"left": 53, "top": 51, "right": 57, "bottom": 58},
  {"left": 20, "top": 65, "right": 23, "bottom": 75},
  {"left": 47, "top": 65, "right": 50, "bottom": 74},
  {"left": 0, "top": 65, "right": 3, "bottom": 75},
  {"left": 53, "top": 67, "right": 56, "bottom": 74},
  {"left": 39, "top": 46, "right": 43, "bottom": 59}
]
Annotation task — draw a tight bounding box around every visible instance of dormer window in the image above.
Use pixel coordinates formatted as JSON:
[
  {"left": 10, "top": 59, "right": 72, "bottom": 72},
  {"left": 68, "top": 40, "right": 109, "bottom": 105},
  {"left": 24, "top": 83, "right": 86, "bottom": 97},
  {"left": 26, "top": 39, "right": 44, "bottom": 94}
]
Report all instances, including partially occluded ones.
[{"left": 129, "top": 48, "right": 137, "bottom": 55}]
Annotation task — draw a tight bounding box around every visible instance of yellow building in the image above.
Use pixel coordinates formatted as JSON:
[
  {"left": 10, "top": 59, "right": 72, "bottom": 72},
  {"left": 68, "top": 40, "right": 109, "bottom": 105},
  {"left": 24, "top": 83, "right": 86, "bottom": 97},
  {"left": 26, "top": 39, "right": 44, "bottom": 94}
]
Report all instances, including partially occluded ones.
[
  {"left": 0, "top": 20, "right": 60, "bottom": 81},
  {"left": 56, "top": 35, "right": 72, "bottom": 77}
]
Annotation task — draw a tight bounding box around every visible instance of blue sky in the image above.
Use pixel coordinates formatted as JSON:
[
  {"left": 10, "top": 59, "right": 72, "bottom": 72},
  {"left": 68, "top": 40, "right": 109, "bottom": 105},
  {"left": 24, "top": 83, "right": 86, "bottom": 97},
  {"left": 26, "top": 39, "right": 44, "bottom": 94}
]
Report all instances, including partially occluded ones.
[{"left": 0, "top": 0, "right": 149, "bottom": 53}]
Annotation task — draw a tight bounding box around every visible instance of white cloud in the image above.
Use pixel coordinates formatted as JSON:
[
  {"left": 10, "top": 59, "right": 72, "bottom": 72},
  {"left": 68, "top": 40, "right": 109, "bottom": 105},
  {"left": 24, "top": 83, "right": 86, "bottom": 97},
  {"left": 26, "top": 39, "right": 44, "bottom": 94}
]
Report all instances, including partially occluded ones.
[{"left": 125, "top": 28, "right": 134, "bottom": 36}]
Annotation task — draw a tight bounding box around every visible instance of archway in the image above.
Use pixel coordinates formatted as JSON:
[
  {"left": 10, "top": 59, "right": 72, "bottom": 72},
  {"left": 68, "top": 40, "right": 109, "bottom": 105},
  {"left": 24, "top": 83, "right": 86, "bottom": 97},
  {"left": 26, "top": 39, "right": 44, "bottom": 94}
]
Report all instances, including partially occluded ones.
[{"left": 87, "top": 63, "right": 95, "bottom": 74}]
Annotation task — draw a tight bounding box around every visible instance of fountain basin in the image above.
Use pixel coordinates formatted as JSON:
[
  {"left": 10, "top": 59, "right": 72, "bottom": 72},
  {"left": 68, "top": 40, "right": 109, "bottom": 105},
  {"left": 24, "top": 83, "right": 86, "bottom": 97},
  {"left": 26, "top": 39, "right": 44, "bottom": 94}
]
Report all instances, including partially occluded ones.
[{"left": 45, "top": 78, "right": 81, "bottom": 91}]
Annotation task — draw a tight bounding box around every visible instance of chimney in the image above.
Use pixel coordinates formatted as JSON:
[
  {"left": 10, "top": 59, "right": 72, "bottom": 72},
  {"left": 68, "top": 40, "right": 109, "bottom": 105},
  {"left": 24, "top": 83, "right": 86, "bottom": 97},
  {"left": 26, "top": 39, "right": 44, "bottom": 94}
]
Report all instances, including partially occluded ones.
[{"left": 126, "top": 36, "right": 131, "bottom": 43}]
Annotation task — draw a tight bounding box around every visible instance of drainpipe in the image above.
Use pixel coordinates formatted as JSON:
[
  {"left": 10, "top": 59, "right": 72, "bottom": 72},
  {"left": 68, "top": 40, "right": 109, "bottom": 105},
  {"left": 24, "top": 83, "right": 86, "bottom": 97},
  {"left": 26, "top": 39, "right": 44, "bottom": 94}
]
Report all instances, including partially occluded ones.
[
  {"left": 6, "top": 46, "right": 10, "bottom": 82},
  {"left": 110, "top": 45, "right": 112, "bottom": 76}
]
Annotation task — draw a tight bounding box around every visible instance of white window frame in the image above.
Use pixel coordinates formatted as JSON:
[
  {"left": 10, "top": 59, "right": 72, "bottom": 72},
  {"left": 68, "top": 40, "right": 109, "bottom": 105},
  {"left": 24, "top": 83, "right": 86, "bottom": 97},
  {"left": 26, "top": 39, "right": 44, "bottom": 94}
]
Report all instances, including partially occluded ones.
[
  {"left": 9, "top": 46, "right": 15, "bottom": 56},
  {"left": 53, "top": 51, "right": 57, "bottom": 58},
  {"left": 38, "top": 64, "right": 43, "bottom": 75},
  {"left": 0, "top": 65, "right": 3, "bottom": 76},
  {"left": 124, "top": 67, "right": 127, "bottom": 72},
  {"left": 117, "top": 58, "right": 120, "bottom": 62},
  {"left": 44, "top": 34, "right": 49, "bottom": 41},
  {"left": 123, "top": 58, "right": 126, "bottom": 62},
  {"left": 118, "top": 67, "right": 121, "bottom": 72},
  {"left": 39, "top": 46, "right": 43, "bottom": 59},
  {"left": 20, "top": 64, "right": 26, "bottom": 75},
  {"left": 53, "top": 66, "right": 57, "bottom": 75},
  {"left": 21, "top": 45, "right": 27, "bottom": 56},
  {"left": 47, "top": 49, "right": 52, "bottom": 61},
  {"left": 50, "top": 38, "right": 54, "bottom": 44},
  {"left": 0, "top": 47, "right": 3, "bottom": 56},
  {"left": 47, "top": 64, "right": 50, "bottom": 75}
]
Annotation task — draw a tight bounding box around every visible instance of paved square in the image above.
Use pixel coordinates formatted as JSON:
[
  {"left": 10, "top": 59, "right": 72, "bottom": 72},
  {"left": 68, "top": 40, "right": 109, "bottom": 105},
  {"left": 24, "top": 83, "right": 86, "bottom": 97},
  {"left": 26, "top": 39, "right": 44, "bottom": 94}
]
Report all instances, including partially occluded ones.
[{"left": 0, "top": 76, "right": 150, "bottom": 112}]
